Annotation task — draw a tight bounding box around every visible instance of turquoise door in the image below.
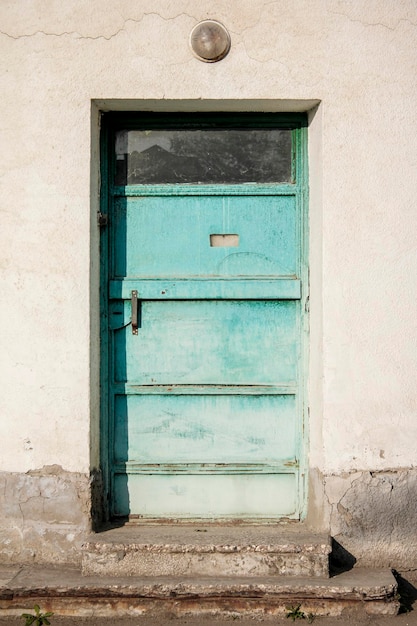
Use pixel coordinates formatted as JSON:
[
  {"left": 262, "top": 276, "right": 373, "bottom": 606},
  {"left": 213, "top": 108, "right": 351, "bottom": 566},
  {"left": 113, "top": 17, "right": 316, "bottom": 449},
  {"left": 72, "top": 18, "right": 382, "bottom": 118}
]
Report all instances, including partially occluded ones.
[{"left": 102, "top": 114, "right": 308, "bottom": 520}]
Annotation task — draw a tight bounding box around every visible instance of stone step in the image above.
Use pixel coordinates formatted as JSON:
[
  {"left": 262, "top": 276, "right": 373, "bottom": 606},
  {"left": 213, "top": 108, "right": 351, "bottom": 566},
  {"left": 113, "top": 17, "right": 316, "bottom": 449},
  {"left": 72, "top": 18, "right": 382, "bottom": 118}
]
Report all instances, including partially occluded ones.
[
  {"left": 0, "top": 565, "right": 399, "bottom": 618},
  {"left": 82, "top": 524, "right": 331, "bottom": 578}
]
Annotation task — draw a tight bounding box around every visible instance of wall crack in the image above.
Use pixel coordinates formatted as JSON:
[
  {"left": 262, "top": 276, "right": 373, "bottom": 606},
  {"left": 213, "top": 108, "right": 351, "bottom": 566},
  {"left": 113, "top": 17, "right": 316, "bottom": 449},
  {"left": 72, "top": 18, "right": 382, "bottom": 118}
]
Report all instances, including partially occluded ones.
[
  {"left": 0, "top": 12, "right": 197, "bottom": 42},
  {"left": 328, "top": 10, "right": 417, "bottom": 32}
]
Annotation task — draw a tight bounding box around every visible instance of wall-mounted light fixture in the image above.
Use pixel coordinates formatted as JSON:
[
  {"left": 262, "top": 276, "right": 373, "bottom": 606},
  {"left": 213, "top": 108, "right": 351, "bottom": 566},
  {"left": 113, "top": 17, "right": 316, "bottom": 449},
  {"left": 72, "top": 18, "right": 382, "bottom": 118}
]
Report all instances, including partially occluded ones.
[{"left": 190, "top": 20, "right": 231, "bottom": 63}]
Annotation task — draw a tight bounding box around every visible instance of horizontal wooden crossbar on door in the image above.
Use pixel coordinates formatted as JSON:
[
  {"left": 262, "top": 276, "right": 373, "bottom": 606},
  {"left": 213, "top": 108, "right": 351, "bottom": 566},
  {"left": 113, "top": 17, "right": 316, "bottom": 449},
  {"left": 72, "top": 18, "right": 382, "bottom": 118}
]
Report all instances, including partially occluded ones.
[{"left": 109, "top": 278, "right": 302, "bottom": 300}]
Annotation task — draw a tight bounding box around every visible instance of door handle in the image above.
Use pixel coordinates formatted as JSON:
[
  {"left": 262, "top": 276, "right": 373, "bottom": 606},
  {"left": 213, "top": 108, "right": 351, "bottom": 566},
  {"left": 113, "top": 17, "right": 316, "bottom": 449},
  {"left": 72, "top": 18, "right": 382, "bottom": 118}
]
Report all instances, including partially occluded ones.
[{"left": 131, "top": 290, "right": 138, "bottom": 335}]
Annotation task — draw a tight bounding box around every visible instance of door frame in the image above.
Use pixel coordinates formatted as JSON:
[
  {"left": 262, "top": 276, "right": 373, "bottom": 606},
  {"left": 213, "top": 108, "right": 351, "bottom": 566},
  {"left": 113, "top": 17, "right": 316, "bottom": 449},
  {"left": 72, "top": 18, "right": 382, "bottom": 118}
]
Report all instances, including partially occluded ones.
[{"left": 99, "top": 111, "right": 309, "bottom": 523}]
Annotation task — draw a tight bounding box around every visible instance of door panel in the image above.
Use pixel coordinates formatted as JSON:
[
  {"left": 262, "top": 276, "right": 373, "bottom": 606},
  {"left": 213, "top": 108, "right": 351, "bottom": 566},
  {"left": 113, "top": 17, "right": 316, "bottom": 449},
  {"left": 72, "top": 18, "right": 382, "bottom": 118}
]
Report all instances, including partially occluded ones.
[
  {"left": 113, "top": 394, "right": 297, "bottom": 463},
  {"left": 113, "top": 473, "right": 297, "bottom": 518},
  {"left": 113, "top": 195, "right": 298, "bottom": 278},
  {"left": 113, "top": 300, "right": 298, "bottom": 384}
]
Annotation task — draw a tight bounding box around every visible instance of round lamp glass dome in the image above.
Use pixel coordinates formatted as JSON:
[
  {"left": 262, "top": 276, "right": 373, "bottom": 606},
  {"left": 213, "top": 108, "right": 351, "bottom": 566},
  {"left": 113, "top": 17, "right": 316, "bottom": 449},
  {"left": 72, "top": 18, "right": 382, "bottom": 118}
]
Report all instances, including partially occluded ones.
[{"left": 190, "top": 20, "right": 231, "bottom": 63}]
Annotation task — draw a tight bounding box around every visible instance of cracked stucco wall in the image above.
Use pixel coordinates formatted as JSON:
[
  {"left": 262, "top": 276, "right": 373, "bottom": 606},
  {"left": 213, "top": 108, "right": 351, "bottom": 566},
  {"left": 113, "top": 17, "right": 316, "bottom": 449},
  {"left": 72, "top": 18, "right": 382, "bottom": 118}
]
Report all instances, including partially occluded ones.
[
  {"left": 1, "top": 0, "right": 417, "bottom": 566},
  {"left": 323, "top": 470, "right": 417, "bottom": 569},
  {"left": 0, "top": 466, "right": 91, "bottom": 564}
]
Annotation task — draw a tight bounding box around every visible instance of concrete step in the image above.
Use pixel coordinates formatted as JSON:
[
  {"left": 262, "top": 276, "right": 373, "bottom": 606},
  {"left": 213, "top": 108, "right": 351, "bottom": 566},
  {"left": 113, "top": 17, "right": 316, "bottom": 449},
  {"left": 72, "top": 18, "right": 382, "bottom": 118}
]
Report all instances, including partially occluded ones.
[
  {"left": 82, "top": 525, "right": 332, "bottom": 578},
  {"left": 0, "top": 564, "right": 399, "bottom": 618}
]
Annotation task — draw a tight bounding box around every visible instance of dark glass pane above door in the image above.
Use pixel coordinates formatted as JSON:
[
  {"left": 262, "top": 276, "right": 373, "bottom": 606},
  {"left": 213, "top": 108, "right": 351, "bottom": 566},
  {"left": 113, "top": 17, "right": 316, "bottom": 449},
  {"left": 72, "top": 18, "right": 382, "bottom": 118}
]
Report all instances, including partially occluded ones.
[{"left": 115, "top": 129, "right": 292, "bottom": 185}]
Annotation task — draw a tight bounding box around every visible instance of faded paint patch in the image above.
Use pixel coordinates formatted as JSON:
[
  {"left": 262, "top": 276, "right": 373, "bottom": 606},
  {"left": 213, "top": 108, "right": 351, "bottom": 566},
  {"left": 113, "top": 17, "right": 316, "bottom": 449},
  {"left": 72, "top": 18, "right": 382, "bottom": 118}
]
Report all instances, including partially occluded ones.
[
  {"left": 0, "top": 466, "right": 91, "bottom": 565},
  {"left": 324, "top": 468, "right": 417, "bottom": 569}
]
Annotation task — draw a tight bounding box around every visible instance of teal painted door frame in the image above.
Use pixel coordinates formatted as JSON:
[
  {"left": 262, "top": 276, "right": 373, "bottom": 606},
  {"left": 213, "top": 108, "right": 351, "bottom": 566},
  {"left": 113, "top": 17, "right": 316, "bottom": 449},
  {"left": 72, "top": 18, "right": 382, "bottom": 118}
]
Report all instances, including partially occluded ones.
[{"left": 100, "top": 112, "right": 309, "bottom": 521}]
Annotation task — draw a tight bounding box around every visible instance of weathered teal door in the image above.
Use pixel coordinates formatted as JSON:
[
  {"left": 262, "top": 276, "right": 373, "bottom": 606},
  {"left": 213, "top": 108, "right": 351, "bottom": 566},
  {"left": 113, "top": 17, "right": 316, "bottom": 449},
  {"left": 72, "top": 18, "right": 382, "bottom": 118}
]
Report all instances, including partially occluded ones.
[{"left": 102, "top": 114, "right": 308, "bottom": 520}]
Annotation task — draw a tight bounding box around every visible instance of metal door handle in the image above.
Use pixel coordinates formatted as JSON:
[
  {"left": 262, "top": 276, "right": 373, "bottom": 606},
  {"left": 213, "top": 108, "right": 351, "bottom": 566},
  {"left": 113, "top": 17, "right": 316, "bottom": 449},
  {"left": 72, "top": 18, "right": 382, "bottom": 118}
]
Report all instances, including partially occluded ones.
[{"left": 131, "top": 290, "right": 138, "bottom": 335}]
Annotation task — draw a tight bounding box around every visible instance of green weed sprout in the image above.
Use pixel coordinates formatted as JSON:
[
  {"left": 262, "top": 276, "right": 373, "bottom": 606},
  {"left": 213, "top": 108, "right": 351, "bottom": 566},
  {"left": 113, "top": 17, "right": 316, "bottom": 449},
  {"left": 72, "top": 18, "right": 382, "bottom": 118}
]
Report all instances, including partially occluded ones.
[{"left": 21, "top": 604, "right": 54, "bottom": 626}]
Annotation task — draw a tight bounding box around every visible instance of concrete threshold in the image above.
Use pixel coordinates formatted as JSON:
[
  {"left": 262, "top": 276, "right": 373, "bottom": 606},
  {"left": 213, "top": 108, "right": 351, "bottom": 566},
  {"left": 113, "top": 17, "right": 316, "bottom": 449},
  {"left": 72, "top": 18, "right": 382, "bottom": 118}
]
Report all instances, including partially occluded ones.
[
  {"left": 82, "top": 525, "right": 332, "bottom": 578},
  {"left": 0, "top": 564, "right": 399, "bottom": 618}
]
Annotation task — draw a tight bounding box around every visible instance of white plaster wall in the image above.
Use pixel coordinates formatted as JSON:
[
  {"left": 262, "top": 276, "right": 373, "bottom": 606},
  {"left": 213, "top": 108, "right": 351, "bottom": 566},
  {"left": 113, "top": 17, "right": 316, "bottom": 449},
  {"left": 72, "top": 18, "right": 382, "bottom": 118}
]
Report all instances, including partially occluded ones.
[{"left": 1, "top": 1, "right": 416, "bottom": 481}]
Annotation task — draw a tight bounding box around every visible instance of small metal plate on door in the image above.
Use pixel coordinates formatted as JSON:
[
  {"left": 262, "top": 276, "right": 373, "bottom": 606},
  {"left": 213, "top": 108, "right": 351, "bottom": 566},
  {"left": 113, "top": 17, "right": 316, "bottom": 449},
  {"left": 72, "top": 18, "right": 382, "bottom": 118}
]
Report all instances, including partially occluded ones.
[{"left": 210, "top": 234, "right": 239, "bottom": 247}]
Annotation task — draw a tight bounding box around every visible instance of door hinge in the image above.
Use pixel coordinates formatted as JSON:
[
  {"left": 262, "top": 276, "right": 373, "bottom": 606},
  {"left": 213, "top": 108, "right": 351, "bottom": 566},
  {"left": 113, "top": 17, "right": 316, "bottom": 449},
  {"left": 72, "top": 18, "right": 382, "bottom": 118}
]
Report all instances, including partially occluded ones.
[{"left": 97, "top": 212, "right": 108, "bottom": 227}]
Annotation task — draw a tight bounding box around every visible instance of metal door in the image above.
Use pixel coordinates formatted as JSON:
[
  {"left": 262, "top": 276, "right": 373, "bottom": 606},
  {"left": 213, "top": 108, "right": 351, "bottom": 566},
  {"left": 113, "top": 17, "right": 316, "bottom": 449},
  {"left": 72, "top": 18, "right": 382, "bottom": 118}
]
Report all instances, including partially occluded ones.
[{"left": 101, "top": 114, "right": 308, "bottom": 519}]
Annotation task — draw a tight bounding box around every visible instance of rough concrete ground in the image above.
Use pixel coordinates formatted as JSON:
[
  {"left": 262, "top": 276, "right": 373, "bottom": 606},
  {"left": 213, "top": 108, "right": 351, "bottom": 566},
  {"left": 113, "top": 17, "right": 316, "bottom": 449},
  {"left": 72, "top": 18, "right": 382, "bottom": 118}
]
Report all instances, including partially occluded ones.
[
  {"left": 1, "top": 569, "right": 415, "bottom": 626},
  {"left": 2, "top": 573, "right": 417, "bottom": 626},
  {"left": 1, "top": 613, "right": 417, "bottom": 626}
]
